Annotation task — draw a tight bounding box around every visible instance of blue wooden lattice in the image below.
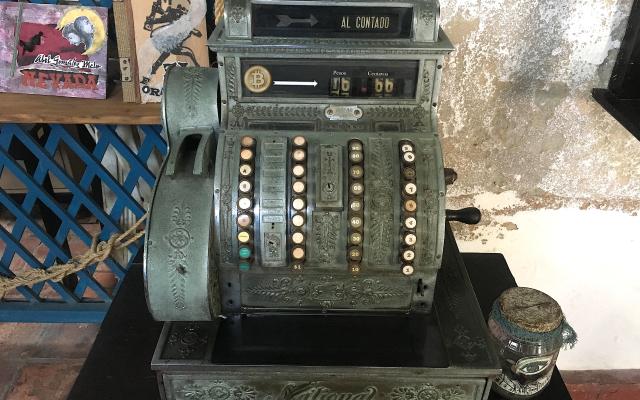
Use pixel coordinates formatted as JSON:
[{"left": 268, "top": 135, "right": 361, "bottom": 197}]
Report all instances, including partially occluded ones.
[{"left": 0, "top": 124, "right": 166, "bottom": 322}]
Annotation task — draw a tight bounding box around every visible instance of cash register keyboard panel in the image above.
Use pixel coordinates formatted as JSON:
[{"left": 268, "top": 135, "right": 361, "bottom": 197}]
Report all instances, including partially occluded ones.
[{"left": 215, "top": 131, "right": 444, "bottom": 314}]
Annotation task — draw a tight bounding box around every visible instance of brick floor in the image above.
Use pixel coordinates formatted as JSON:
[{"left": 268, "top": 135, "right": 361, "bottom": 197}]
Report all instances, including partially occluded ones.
[
  {"left": 0, "top": 321, "right": 639, "bottom": 399},
  {"left": 5, "top": 362, "right": 83, "bottom": 400},
  {"left": 0, "top": 361, "right": 20, "bottom": 400},
  {"left": 598, "top": 385, "right": 640, "bottom": 400},
  {"left": 0, "top": 217, "right": 112, "bottom": 400},
  {"left": 0, "top": 323, "right": 98, "bottom": 400},
  {"left": 565, "top": 371, "right": 640, "bottom": 400}
]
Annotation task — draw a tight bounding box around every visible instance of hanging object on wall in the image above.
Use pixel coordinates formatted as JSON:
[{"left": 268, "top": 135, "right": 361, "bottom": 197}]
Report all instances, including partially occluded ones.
[
  {"left": 0, "top": 2, "right": 108, "bottom": 99},
  {"left": 114, "top": 0, "right": 209, "bottom": 103}
]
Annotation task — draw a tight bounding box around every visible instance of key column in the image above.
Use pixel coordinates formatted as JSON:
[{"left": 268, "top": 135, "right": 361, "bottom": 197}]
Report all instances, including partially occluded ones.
[
  {"left": 400, "top": 140, "right": 417, "bottom": 276},
  {"left": 237, "top": 136, "right": 256, "bottom": 271},
  {"left": 260, "top": 137, "right": 288, "bottom": 267},
  {"left": 290, "top": 136, "right": 308, "bottom": 270}
]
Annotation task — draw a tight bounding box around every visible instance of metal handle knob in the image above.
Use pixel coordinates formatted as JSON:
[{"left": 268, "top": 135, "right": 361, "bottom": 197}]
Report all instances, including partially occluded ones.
[
  {"left": 446, "top": 207, "right": 481, "bottom": 225},
  {"left": 444, "top": 168, "right": 458, "bottom": 185}
]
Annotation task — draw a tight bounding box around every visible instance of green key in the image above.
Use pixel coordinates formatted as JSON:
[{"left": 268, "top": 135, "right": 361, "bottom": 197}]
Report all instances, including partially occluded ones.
[{"left": 239, "top": 247, "right": 252, "bottom": 259}]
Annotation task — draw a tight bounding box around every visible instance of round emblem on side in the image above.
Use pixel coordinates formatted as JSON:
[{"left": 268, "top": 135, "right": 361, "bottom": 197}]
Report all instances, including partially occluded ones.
[
  {"left": 243, "top": 65, "right": 272, "bottom": 94},
  {"left": 166, "top": 228, "right": 191, "bottom": 249}
]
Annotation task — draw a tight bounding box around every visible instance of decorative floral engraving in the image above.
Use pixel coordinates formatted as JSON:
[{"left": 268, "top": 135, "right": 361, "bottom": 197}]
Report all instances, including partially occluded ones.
[
  {"left": 165, "top": 203, "right": 192, "bottom": 309},
  {"left": 368, "top": 139, "right": 393, "bottom": 264},
  {"left": 419, "top": 9, "right": 434, "bottom": 25},
  {"left": 212, "top": 42, "right": 441, "bottom": 56},
  {"left": 246, "top": 276, "right": 404, "bottom": 308},
  {"left": 183, "top": 68, "right": 203, "bottom": 118},
  {"left": 420, "top": 188, "right": 437, "bottom": 263},
  {"left": 312, "top": 212, "right": 339, "bottom": 264},
  {"left": 230, "top": 104, "right": 320, "bottom": 128},
  {"left": 265, "top": 232, "right": 282, "bottom": 261},
  {"left": 365, "top": 105, "right": 424, "bottom": 131},
  {"left": 178, "top": 381, "right": 257, "bottom": 400},
  {"left": 438, "top": 245, "right": 486, "bottom": 362},
  {"left": 452, "top": 324, "right": 485, "bottom": 362},
  {"left": 320, "top": 146, "right": 339, "bottom": 203},
  {"left": 166, "top": 323, "right": 208, "bottom": 359},
  {"left": 389, "top": 384, "right": 466, "bottom": 400},
  {"left": 225, "top": 57, "right": 237, "bottom": 99},
  {"left": 251, "top": 37, "right": 429, "bottom": 48},
  {"left": 229, "top": 5, "right": 245, "bottom": 24},
  {"left": 171, "top": 204, "right": 192, "bottom": 228},
  {"left": 221, "top": 137, "right": 235, "bottom": 263},
  {"left": 321, "top": 120, "right": 369, "bottom": 132},
  {"left": 419, "top": 62, "right": 432, "bottom": 104},
  {"left": 171, "top": 381, "right": 471, "bottom": 400},
  {"left": 420, "top": 147, "right": 436, "bottom": 263}
]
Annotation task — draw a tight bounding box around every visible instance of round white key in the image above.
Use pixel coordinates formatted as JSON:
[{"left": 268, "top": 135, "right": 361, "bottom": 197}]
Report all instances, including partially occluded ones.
[{"left": 403, "top": 152, "right": 416, "bottom": 163}]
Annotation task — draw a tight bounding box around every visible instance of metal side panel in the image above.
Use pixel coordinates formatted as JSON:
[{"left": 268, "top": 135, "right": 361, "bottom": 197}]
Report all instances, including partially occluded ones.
[
  {"left": 145, "top": 67, "right": 221, "bottom": 321},
  {"left": 160, "top": 373, "right": 486, "bottom": 400}
]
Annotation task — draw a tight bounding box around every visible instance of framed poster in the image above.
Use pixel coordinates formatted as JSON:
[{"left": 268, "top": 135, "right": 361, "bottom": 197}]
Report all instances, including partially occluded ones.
[
  {"left": 128, "top": 0, "right": 209, "bottom": 103},
  {"left": 0, "top": 2, "right": 108, "bottom": 99}
]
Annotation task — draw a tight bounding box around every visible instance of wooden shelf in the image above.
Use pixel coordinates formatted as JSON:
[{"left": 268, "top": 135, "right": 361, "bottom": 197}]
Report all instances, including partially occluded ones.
[{"left": 0, "top": 86, "right": 161, "bottom": 125}]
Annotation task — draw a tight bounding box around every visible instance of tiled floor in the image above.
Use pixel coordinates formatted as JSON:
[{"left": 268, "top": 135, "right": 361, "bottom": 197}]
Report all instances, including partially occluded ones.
[{"left": 0, "top": 321, "right": 639, "bottom": 400}]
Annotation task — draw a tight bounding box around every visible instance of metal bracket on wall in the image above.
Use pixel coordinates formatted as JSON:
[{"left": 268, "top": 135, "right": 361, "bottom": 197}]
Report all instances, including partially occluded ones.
[{"left": 119, "top": 58, "right": 133, "bottom": 82}]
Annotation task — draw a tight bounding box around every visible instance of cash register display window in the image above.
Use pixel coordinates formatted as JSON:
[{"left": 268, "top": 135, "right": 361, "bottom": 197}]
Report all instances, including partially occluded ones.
[
  {"left": 241, "top": 59, "right": 420, "bottom": 99},
  {"left": 251, "top": 4, "right": 414, "bottom": 39}
]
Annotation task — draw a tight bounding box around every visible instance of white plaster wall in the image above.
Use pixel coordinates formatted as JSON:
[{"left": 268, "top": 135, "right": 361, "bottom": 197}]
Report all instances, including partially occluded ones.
[
  {"left": 437, "top": 0, "right": 640, "bottom": 370},
  {"left": 454, "top": 206, "right": 640, "bottom": 370}
]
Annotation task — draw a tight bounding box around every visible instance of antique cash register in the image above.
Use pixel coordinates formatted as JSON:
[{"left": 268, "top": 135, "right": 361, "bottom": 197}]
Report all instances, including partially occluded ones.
[{"left": 144, "top": 1, "right": 501, "bottom": 399}]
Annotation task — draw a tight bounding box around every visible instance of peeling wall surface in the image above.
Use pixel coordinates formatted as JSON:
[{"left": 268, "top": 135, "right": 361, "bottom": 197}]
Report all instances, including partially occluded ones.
[{"left": 438, "top": 0, "right": 640, "bottom": 370}]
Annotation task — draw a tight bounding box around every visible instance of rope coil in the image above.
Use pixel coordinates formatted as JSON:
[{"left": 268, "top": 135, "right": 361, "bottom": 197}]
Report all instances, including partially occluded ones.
[{"left": 0, "top": 213, "right": 148, "bottom": 297}]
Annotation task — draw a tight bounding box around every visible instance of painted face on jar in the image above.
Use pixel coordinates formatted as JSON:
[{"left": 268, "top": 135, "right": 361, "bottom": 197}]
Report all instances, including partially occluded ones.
[{"left": 510, "top": 354, "right": 555, "bottom": 381}]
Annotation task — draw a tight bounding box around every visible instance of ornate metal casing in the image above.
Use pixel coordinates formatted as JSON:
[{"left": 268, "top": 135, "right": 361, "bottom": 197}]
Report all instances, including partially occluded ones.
[
  {"left": 148, "top": 2, "right": 501, "bottom": 399},
  {"left": 210, "top": 28, "right": 453, "bottom": 134},
  {"left": 213, "top": 130, "right": 446, "bottom": 315},
  {"left": 144, "top": 67, "right": 222, "bottom": 321},
  {"left": 152, "top": 228, "right": 501, "bottom": 400},
  {"left": 147, "top": 67, "right": 447, "bottom": 319},
  {"left": 210, "top": 1, "right": 452, "bottom": 133}
]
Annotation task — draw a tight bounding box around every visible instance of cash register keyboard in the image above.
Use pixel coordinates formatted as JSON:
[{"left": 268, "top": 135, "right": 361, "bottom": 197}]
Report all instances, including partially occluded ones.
[{"left": 214, "top": 131, "right": 444, "bottom": 314}]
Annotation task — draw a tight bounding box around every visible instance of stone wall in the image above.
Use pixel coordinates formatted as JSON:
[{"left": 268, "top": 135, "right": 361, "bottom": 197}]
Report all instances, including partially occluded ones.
[{"left": 439, "top": 0, "right": 640, "bottom": 369}]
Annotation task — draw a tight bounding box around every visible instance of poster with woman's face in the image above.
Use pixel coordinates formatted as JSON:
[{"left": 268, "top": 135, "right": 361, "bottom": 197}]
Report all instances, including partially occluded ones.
[{"left": 0, "top": 3, "right": 108, "bottom": 99}]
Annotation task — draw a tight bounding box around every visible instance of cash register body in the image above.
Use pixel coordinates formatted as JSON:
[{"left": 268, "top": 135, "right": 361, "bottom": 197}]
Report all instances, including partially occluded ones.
[{"left": 145, "top": 1, "right": 501, "bottom": 399}]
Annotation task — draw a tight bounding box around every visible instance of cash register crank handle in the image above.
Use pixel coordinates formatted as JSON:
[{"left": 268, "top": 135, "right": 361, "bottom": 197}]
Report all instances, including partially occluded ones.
[
  {"left": 444, "top": 168, "right": 458, "bottom": 185},
  {"left": 446, "top": 207, "right": 482, "bottom": 225}
]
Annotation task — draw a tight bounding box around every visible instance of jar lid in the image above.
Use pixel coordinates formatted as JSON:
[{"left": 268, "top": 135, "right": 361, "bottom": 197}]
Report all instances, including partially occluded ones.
[{"left": 499, "top": 287, "right": 563, "bottom": 333}]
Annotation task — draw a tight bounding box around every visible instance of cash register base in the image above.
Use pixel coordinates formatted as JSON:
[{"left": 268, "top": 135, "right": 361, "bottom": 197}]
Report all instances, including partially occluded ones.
[{"left": 151, "top": 228, "right": 499, "bottom": 400}]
